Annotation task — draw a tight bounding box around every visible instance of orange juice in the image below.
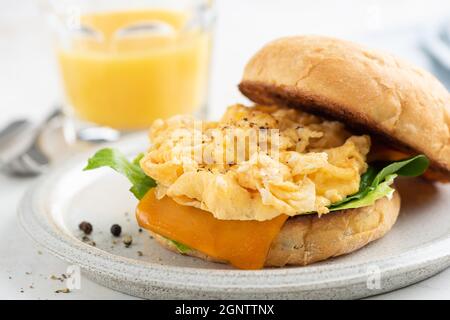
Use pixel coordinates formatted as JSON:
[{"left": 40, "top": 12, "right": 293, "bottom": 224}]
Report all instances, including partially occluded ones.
[{"left": 58, "top": 10, "right": 211, "bottom": 130}]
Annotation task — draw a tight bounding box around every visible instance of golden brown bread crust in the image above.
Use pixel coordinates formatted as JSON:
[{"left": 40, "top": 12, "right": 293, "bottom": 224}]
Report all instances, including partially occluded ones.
[
  {"left": 239, "top": 36, "right": 450, "bottom": 178},
  {"left": 265, "top": 190, "right": 400, "bottom": 266},
  {"left": 151, "top": 191, "right": 400, "bottom": 267}
]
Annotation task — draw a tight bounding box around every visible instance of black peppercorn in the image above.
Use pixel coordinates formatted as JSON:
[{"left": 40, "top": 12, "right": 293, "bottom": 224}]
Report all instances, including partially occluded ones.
[
  {"left": 78, "top": 221, "right": 93, "bottom": 235},
  {"left": 110, "top": 224, "right": 122, "bottom": 237}
]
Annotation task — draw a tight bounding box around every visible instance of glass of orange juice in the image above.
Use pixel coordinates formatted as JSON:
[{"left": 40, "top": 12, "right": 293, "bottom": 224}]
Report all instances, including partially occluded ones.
[{"left": 43, "top": 0, "right": 214, "bottom": 138}]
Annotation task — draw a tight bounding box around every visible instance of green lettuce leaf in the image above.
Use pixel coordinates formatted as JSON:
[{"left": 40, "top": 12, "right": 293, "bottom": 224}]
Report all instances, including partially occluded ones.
[
  {"left": 329, "top": 174, "right": 397, "bottom": 211},
  {"left": 329, "top": 155, "right": 429, "bottom": 211},
  {"left": 83, "top": 148, "right": 156, "bottom": 200},
  {"left": 168, "top": 239, "right": 191, "bottom": 254},
  {"left": 84, "top": 149, "right": 427, "bottom": 252},
  {"left": 84, "top": 148, "right": 192, "bottom": 252}
]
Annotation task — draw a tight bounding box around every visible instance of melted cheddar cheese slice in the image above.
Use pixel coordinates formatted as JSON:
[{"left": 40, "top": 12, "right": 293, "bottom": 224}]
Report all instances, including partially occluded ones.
[{"left": 136, "top": 190, "right": 288, "bottom": 269}]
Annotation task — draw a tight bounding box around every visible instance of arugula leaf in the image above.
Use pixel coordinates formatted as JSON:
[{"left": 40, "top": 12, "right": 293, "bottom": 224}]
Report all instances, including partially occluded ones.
[
  {"left": 329, "top": 155, "right": 429, "bottom": 211},
  {"left": 83, "top": 148, "right": 156, "bottom": 200}
]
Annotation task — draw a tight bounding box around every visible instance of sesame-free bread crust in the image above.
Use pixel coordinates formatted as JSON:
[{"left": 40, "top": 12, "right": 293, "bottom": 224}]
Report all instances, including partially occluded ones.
[{"left": 239, "top": 36, "right": 450, "bottom": 179}]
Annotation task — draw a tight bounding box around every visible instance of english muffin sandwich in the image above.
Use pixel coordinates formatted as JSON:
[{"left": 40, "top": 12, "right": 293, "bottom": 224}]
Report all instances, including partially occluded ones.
[{"left": 85, "top": 36, "right": 449, "bottom": 269}]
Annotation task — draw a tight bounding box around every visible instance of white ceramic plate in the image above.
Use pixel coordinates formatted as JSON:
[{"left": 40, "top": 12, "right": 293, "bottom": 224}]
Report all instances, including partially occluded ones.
[{"left": 18, "top": 135, "right": 450, "bottom": 299}]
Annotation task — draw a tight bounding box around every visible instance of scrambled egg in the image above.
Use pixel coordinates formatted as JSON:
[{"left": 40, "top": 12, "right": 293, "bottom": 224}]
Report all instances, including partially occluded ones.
[{"left": 140, "top": 104, "right": 370, "bottom": 221}]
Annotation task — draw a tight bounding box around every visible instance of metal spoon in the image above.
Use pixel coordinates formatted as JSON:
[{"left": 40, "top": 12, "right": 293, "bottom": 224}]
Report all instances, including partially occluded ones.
[
  {"left": 0, "top": 119, "right": 32, "bottom": 166},
  {"left": 0, "top": 119, "right": 31, "bottom": 150},
  {"left": 2, "top": 109, "right": 62, "bottom": 177}
]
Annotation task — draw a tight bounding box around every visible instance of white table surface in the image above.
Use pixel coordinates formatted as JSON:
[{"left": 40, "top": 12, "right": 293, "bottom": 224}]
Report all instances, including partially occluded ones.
[{"left": 1, "top": 0, "right": 450, "bottom": 299}]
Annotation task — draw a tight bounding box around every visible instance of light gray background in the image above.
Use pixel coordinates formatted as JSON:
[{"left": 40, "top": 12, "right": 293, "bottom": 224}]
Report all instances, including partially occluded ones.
[{"left": 1, "top": 0, "right": 450, "bottom": 299}]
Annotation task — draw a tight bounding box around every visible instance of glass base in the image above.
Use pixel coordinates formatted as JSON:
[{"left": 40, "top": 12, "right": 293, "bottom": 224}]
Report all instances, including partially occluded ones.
[
  {"left": 62, "top": 102, "right": 209, "bottom": 144},
  {"left": 62, "top": 116, "right": 124, "bottom": 144}
]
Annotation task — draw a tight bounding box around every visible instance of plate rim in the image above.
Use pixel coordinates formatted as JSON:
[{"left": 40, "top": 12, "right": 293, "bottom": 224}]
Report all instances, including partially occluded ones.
[{"left": 17, "top": 135, "right": 450, "bottom": 297}]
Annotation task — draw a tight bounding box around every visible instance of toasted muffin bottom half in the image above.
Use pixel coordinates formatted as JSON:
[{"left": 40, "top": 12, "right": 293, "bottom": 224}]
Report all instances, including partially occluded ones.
[{"left": 149, "top": 189, "right": 400, "bottom": 267}]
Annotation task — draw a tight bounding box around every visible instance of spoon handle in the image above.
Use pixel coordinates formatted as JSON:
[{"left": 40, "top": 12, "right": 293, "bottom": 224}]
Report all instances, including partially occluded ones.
[{"left": 0, "top": 119, "right": 31, "bottom": 150}]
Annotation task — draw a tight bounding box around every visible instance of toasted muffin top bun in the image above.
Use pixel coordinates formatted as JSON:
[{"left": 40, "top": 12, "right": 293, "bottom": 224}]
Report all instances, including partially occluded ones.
[
  {"left": 239, "top": 36, "right": 450, "bottom": 178},
  {"left": 152, "top": 190, "right": 400, "bottom": 267}
]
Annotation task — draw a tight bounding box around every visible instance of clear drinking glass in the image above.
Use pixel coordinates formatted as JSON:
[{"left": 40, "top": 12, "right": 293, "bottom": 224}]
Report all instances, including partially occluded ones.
[{"left": 42, "top": 0, "right": 215, "bottom": 139}]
